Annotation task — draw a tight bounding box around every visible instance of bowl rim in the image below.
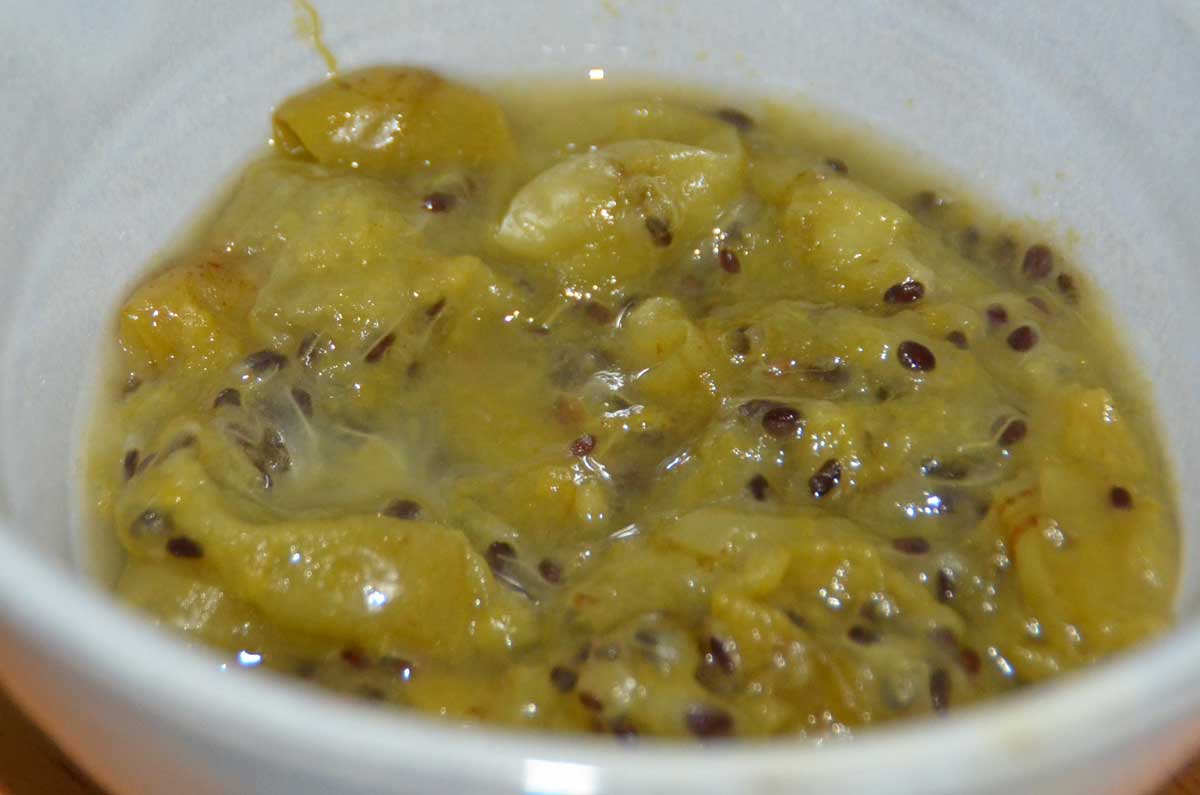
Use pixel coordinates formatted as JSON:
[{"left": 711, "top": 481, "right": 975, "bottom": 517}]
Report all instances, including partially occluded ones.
[{"left": 1, "top": 523, "right": 1198, "bottom": 788}]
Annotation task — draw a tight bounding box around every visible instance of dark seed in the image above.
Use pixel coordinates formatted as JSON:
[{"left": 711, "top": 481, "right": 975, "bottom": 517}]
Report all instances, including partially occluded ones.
[
  {"left": 136, "top": 452, "right": 157, "bottom": 474},
  {"left": 538, "top": 558, "right": 562, "bottom": 583},
  {"left": 365, "top": 332, "right": 396, "bottom": 363},
  {"left": 550, "top": 666, "right": 578, "bottom": 693},
  {"left": 635, "top": 629, "right": 658, "bottom": 646},
  {"left": 291, "top": 387, "right": 313, "bottom": 417},
  {"left": 929, "top": 668, "right": 951, "bottom": 712},
  {"left": 422, "top": 192, "right": 456, "bottom": 213},
  {"left": 570, "top": 434, "right": 597, "bottom": 457},
  {"left": 131, "top": 509, "right": 173, "bottom": 539},
  {"left": 1056, "top": 273, "right": 1077, "bottom": 295},
  {"left": 785, "top": 610, "right": 807, "bottom": 629},
  {"left": 583, "top": 301, "right": 614, "bottom": 324},
  {"left": 892, "top": 536, "right": 930, "bottom": 555},
  {"left": 762, "top": 406, "right": 802, "bottom": 438},
  {"left": 297, "top": 332, "right": 322, "bottom": 367},
  {"left": 382, "top": 499, "right": 422, "bottom": 520},
  {"left": 1022, "top": 244, "right": 1054, "bottom": 280},
  {"left": 747, "top": 474, "right": 770, "bottom": 501},
  {"left": 213, "top": 387, "right": 241, "bottom": 409},
  {"left": 685, "top": 705, "right": 734, "bottom": 738},
  {"left": 122, "top": 374, "right": 143, "bottom": 396},
  {"left": 876, "top": 386, "right": 891, "bottom": 402},
  {"left": 1006, "top": 325, "right": 1039, "bottom": 352},
  {"left": 936, "top": 568, "right": 956, "bottom": 602},
  {"left": 123, "top": 450, "right": 139, "bottom": 480},
  {"left": 708, "top": 637, "right": 737, "bottom": 674},
  {"left": 1110, "top": 486, "right": 1133, "bottom": 510},
  {"left": 425, "top": 298, "right": 447, "bottom": 319},
  {"left": 714, "top": 107, "right": 754, "bottom": 131},
  {"left": 804, "top": 363, "right": 849, "bottom": 384},
  {"left": 986, "top": 304, "right": 1008, "bottom": 325},
  {"left": 911, "top": 190, "right": 944, "bottom": 213},
  {"left": 166, "top": 535, "right": 204, "bottom": 559},
  {"left": 486, "top": 541, "right": 517, "bottom": 569},
  {"left": 809, "top": 458, "right": 842, "bottom": 499},
  {"left": 884, "top": 279, "right": 925, "bottom": 305},
  {"left": 579, "top": 691, "right": 604, "bottom": 712},
  {"left": 1027, "top": 296, "right": 1051, "bottom": 314},
  {"left": 921, "top": 458, "right": 968, "bottom": 480},
  {"left": 991, "top": 235, "right": 1018, "bottom": 266},
  {"left": 945, "top": 330, "right": 969, "bottom": 350},
  {"left": 998, "top": 419, "right": 1028, "bottom": 446},
  {"left": 718, "top": 247, "right": 741, "bottom": 274},
  {"left": 824, "top": 157, "right": 848, "bottom": 174},
  {"left": 644, "top": 216, "right": 673, "bottom": 247},
  {"left": 960, "top": 648, "right": 982, "bottom": 675},
  {"left": 728, "top": 326, "right": 752, "bottom": 356},
  {"left": 897, "top": 340, "right": 936, "bottom": 371},
  {"left": 340, "top": 647, "right": 370, "bottom": 669},
  {"left": 848, "top": 625, "right": 881, "bottom": 645},
  {"left": 244, "top": 349, "right": 287, "bottom": 376},
  {"left": 610, "top": 715, "right": 639, "bottom": 739}
]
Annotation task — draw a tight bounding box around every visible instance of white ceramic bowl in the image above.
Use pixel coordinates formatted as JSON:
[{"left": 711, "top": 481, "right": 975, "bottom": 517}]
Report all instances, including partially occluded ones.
[{"left": 2, "top": 2, "right": 1199, "bottom": 793}]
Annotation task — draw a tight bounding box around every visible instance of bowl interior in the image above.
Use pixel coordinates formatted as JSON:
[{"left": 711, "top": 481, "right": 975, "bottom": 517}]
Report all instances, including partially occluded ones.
[{"left": 1, "top": 0, "right": 1199, "bottom": 787}]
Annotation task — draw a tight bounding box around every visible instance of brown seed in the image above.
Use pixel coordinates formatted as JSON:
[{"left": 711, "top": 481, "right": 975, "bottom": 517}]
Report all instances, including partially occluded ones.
[
  {"left": 762, "top": 406, "right": 802, "bottom": 438},
  {"left": 728, "top": 326, "right": 752, "bottom": 356},
  {"left": 986, "top": 304, "right": 1009, "bottom": 325},
  {"left": 382, "top": 499, "right": 422, "bottom": 520},
  {"left": 1027, "top": 296, "right": 1051, "bottom": 314},
  {"left": 644, "top": 216, "right": 673, "bottom": 247},
  {"left": 884, "top": 279, "right": 925, "bottom": 305},
  {"left": 166, "top": 535, "right": 204, "bottom": 559},
  {"left": 537, "top": 558, "right": 563, "bottom": 584},
  {"left": 213, "top": 388, "right": 241, "bottom": 409},
  {"left": 610, "top": 715, "right": 639, "bottom": 740},
  {"left": 929, "top": 668, "right": 951, "bottom": 712},
  {"left": 583, "top": 301, "right": 613, "bottom": 324},
  {"left": 244, "top": 349, "right": 287, "bottom": 376},
  {"left": 550, "top": 666, "right": 578, "bottom": 693},
  {"left": 340, "top": 647, "right": 370, "bottom": 669},
  {"left": 290, "top": 387, "right": 313, "bottom": 417},
  {"left": 809, "top": 458, "right": 842, "bottom": 499},
  {"left": 714, "top": 107, "right": 754, "bottom": 131},
  {"left": 911, "top": 190, "right": 944, "bottom": 213},
  {"left": 579, "top": 691, "right": 604, "bottom": 712},
  {"left": 960, "top": 648, "right": 982, "bottom": 675},
  {"left": 892, "top": 536, "right": 930, "bottom": 555},
  {"left": 297, "top": 332, "right": 323, "bottom": 367},
  {"left": 747, "top": 474, "right": 770, "bottom": 501},
  {"left": 422, "top": 192, "right": 456, "bottom": 213},
  {"left": 122, "top": 374, "right": 143, "bottom": 396},
  {"left": 708, "top": 637, "right": 737, "bottom": 674},
  {"left": 936, "top": 568, "right": 956, "bottom": 602},
  {"left": 1056, "top": 272, "right": 1077, "bottom": 295},
  {"left": 897, "top": 340, "right": 936, "bottom": 371},
  {"left": 136, "top": 452, "right": 157, "bottom": 474},
  {"left": 848, "top": 625, "right": 881, "bottom": 645},
  {"left": 1022, "top": 244, "right": 1054, "bottom": 280},
  {"left": 122, "top": 450, "right": 139, "bottom": 480},
  {"left": 824, "top": 157, "right": 848, "bottom": 174},
  {"left": 425, "top": 298, "right": 447, "bottom": 318},
  {"left": 717, "top": 247, "right": 741, "bottom": 274},
  {"left": 785, "top": 610, "right": 807, "bottom": 629},
  {"left": 365, "top": 332, "right": 396, "bottom": 363},
  {"left": 998, "top": 418, "right": 1028, "bottom": 446},
  {"left": 685, "top": 705, "right": 734, "bottom": 738},
  {"left": 1110, "top": 486, "right": 1133, "bottom": 510},
  {"left": 1006, "top": 325, "right": 1039, "bottom": 352},
  {"left": 570, "top": 433, "right": 597, "bottom": 457},
  {"left": 486, "top": 541, "right": 517, "bottom": 570},
  {"left": 946, "top": 330, "right": 969, "bottom": 350}
]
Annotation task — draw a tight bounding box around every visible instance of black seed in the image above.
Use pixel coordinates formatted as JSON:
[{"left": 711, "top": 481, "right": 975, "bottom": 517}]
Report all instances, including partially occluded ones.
[
  {"left": 123, "top": 450, "right": 139, "bottom": 480},
  {"left": 290, "top": 387, "right": 313, "bottom": 417},
  {"left": 1056, "top": 272, "right": 1077, "bottom": 296},
  {"left": 644, "top": 216, "right": 673, "bottom": 247},
  {"left": 1006, "top": 325, "right": 1039, "bottom": 352},
  {"left": 1022, "top": 244, "right": 1054, "bottom": 280},
  {"left": 297, "top": 332, "right": 321, "bottom": 367},
  {"left": 422, "top": 192, "right": 456, "bottom": 213},
  {"left": 986, "top": 304, "right": 1008, "bottom": 325},
  {"left": 213, "top": 388, "right": 241, "bottom": 409},
  {"left": 728, "top": 326, "right": 752, "bottom": 356},
  {"left": 685, "top": 705, "right": 734, "bottom": 738},
  {"left": 382, "top": 499, "right": 422, "bottom": 520},
  {"left": 785, "top": 610, "right": 807, "bottom": 629},
  {"left": 579, "top": 691, "right": 604, "bottom": 712},
  {"left": 340, "top": 647, "right": 370, "bottom": 669},
  {"left": 131, "top": 509, "right": 173, "bottom": 539},
  {"left": 911, "top": 190, "right": 944, "bottom": 213},
  {"left": 714, "top": 107, "right": 754, "bottom": 131},
  {"left": 876, "top": 386, "right": 891, "bottom": 402},
  {"left": 936, "top": 568, "right": 956, "bottom": 602},
  {"left": 991, "top": 236, "right": 1018, "bottom": 266},
  {"left": 582, "top": 301, "right": 614, "bottom": 324},
  {"left": 365, "top": 332, "right": 396, "bottom": 363},
  {"left": 929, "top": 668, "right": 951, "bottom": 712},
  {"left": 708, "top": 637, "right": 737, "bottom": 674},
  {"left": 425, "top": 298, "right": 447, "bottom": 319},
  {"left": 946, "top": 330, "right": 969, "bottom": 350},
  {"left": 1110, "top": 486, "right": 1133, "bottom": 510},
  {"left": 570, "top": 434, "right": 597, "bottom": 457},
  {"left": 486, "top": 541, "right": 517, "bottom": 569},
  {"left": 960, "top": 648, "right": 982, "bottom": 675},
  {"left": 747, "top": 474, "right": 770, "bottom": 501},
  {"left": 166, "top": 535, "right": 204, "bottom": 559},
  {"left": 809, "top": 458, "right": 842, "bottom": 498},
  {"left": 897, "top": 341, "right": 936, "bottom": 371},
  {"left": 538, "top": 558, "right": 562, "bottom": 583},
  {"left": 998, "top": 419, "right": 1028, "bottom": 446},
  {"left": 892, "top": 536, "right": 930, "bottom": 555},
  {"left": 884, "top": 279, "right": 925, "bottom": 305},
  {"left": 824, "top": 157, "right": 848, "bottom": 174},
  {"left": 550, "top": 666, "right": 578, "bottom": 693},
  {"left": 244, "top": 349, "right": 287, "bottom": 376},
  {"left": 762, "top": 406, "right": 802, "bottom": 438},
  {"left": 718, "top": 247, "right": 741, "bottom": 274},
  {"left": 848, "top": 625, "right": 880, "bottom": 645},
  {"left": 136, "top": 452, "right": 157, "bottom": 474}
]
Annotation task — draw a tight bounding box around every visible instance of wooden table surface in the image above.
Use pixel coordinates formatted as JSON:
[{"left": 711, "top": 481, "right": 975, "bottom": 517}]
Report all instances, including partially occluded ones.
[{"left": 1, "top": 685, "right": 1197, "bottom": 794}]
